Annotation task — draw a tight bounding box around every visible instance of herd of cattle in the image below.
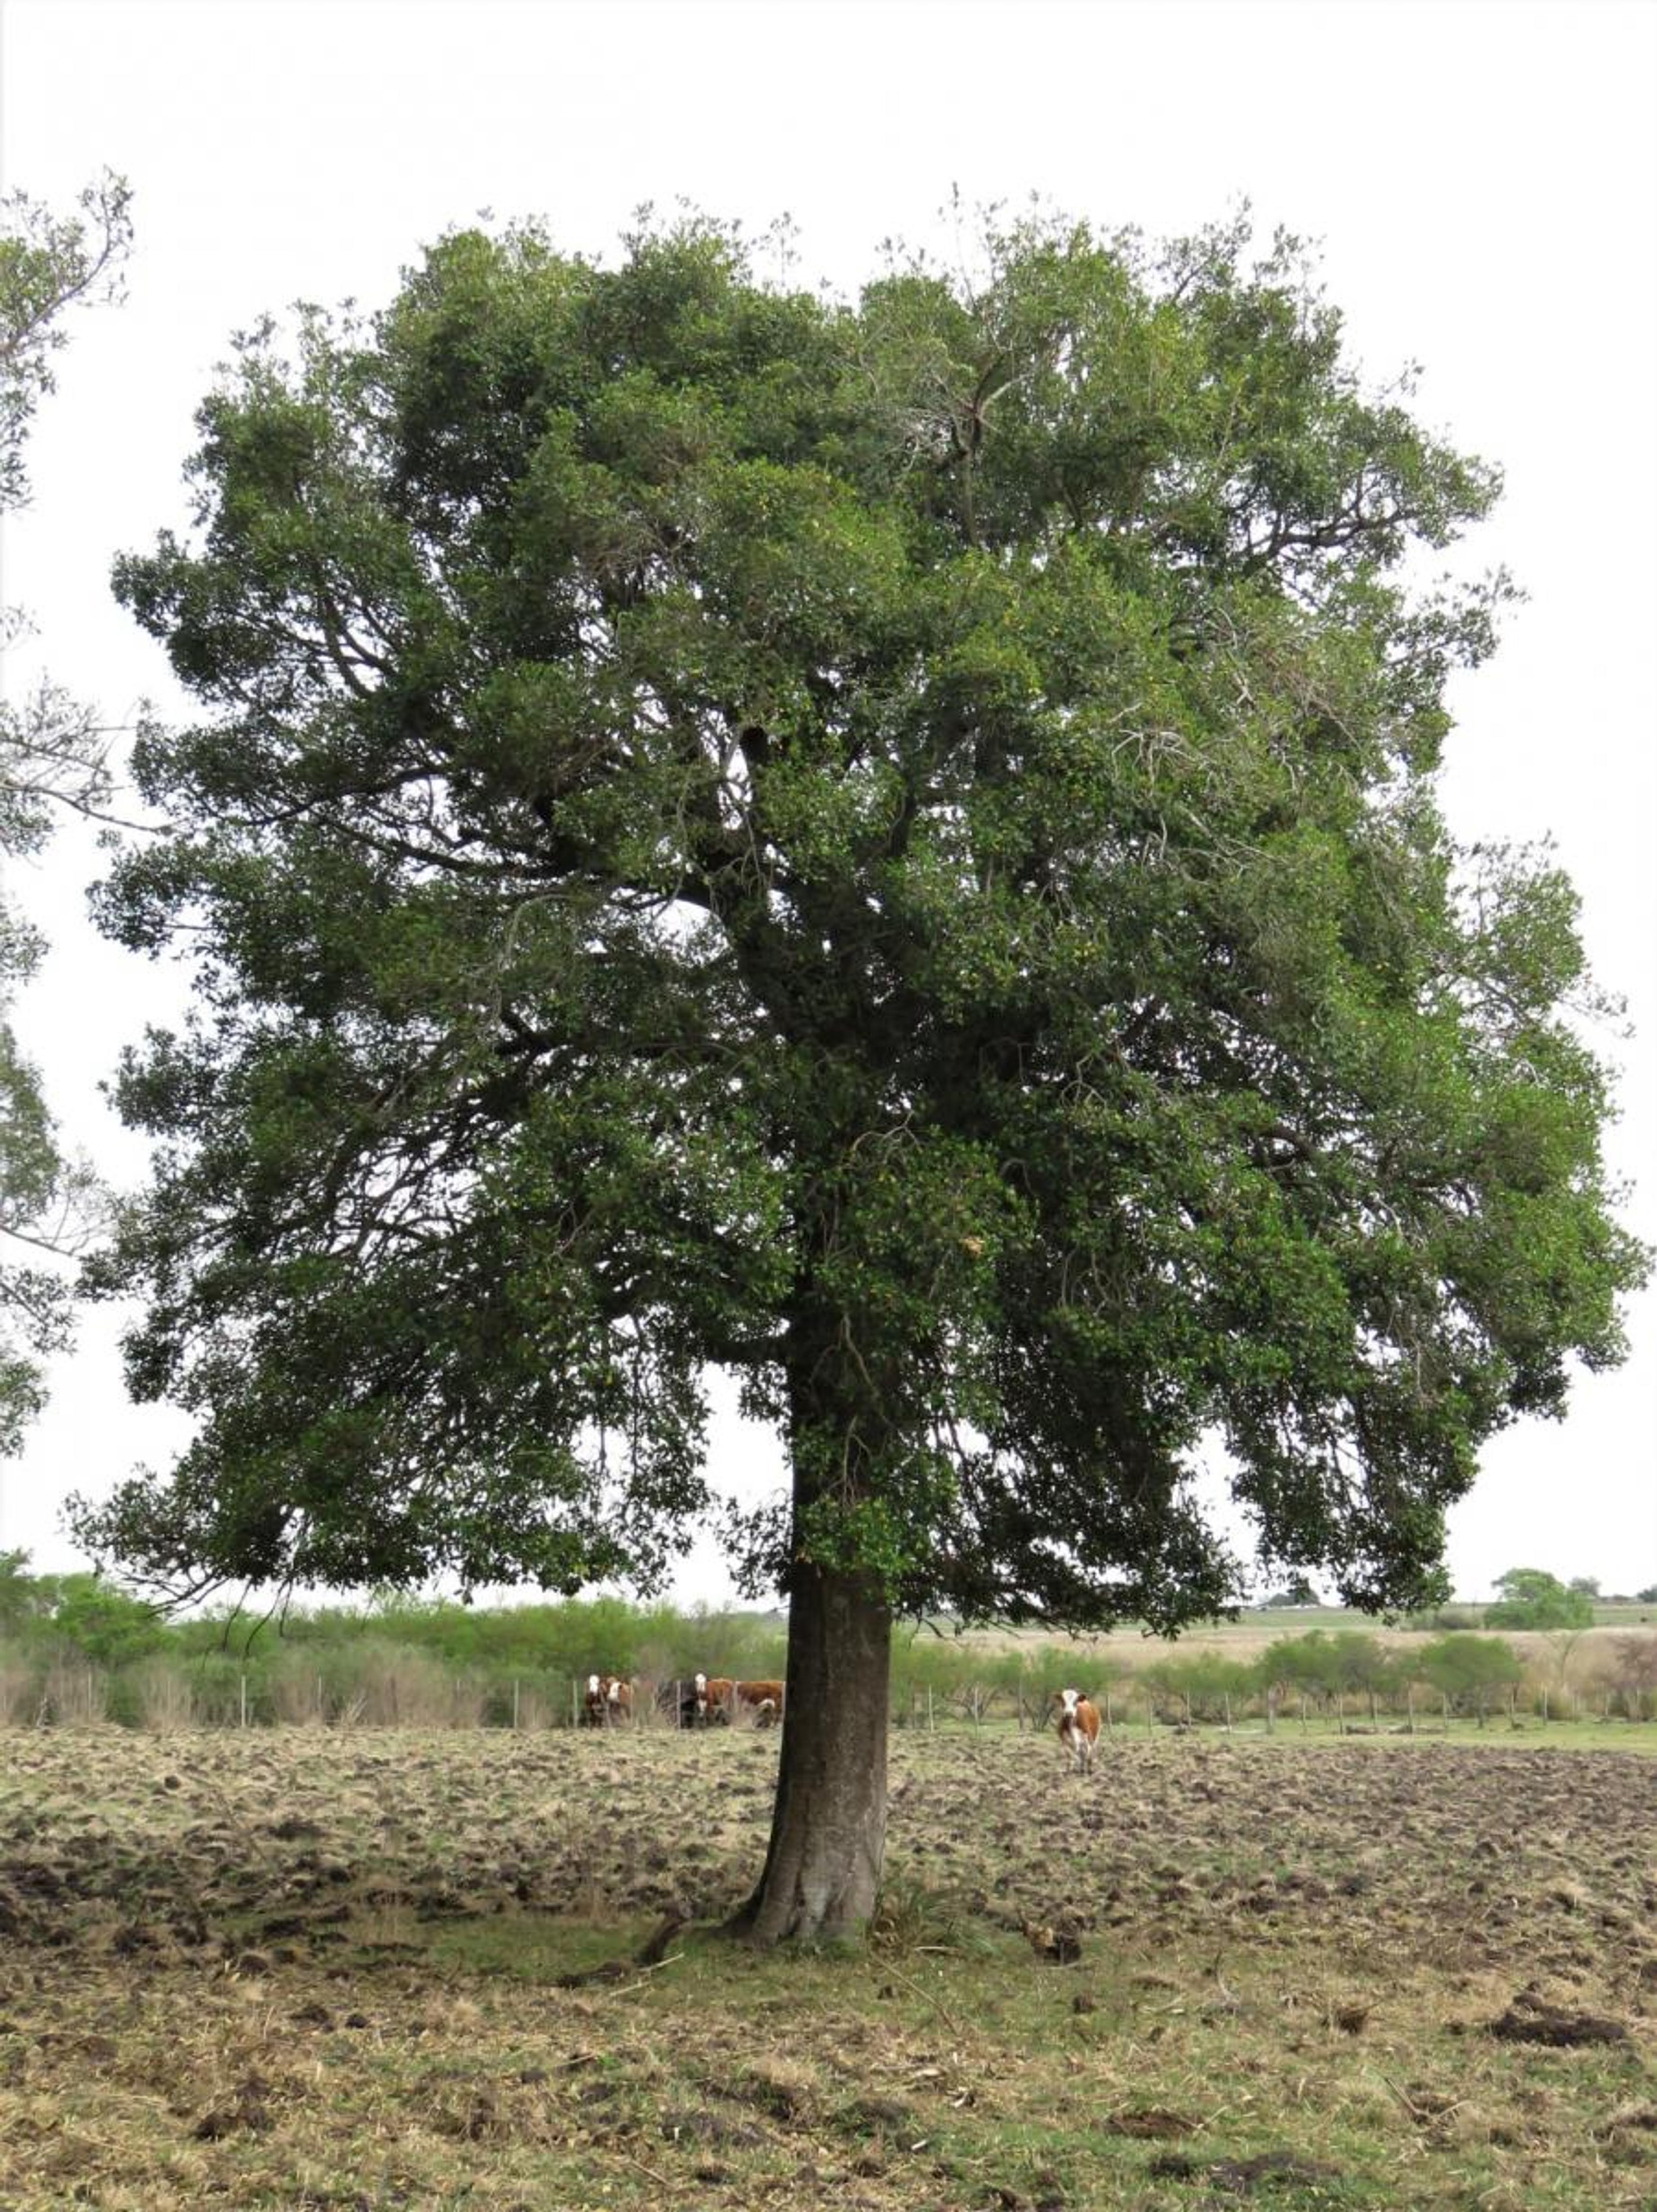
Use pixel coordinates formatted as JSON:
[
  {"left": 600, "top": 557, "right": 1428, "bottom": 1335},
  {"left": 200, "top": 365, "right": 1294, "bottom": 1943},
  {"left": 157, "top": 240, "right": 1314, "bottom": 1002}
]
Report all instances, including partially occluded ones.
[
  {"left": 581, "top": 1672, "right": 786, "bottom": 1728},
  {"left": 582, "top": 1670, "right": 1104, "bottom": 1766}
]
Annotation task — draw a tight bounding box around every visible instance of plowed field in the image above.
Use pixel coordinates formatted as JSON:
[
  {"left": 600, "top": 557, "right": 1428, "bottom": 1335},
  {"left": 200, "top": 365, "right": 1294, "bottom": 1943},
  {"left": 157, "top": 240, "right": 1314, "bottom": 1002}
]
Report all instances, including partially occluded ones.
[{"left": 2, "top": 1727, "right": 1654, "bottom": 2208}]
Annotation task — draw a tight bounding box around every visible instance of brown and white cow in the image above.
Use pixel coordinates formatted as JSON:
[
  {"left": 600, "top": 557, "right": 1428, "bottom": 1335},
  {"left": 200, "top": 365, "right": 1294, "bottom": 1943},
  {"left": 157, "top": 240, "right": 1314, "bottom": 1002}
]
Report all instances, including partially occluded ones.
[
  {"left": 690, "top": 1674, "right": 784, "bottom": 1727},
  {"left": 583, "top": 1673, "right": 633, "bottom": 1726},
  {"left": 733, "top": 1678, "right": 785, "bottom": 1727},
  {"left": 1055, "top": 1686, "right": 1100, "bottom": 1774},
  {"left": 689, "top": 1673, "right": 734, "bottom": 1725}
]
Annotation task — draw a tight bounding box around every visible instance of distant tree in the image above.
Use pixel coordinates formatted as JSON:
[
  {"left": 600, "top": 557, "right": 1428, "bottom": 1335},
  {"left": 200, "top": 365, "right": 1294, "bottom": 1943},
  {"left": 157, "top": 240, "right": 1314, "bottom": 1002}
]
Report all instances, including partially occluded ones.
[
  {"left": 1485, "top": 1568, "right": 1594, "bottom": 1631},
  {"left": 1566, "top": 1575, "right": 1601, "bottom": 1600},
  {"left": 0, "top": 1546, "right": 47, "bottom": 1633},
  {"left": 76, "top": 207, "right": 1649, "bottom": 1943},
  {"left": 42, "top": 1574, "right": 165, "bottom": 1667},
  {"left": 1257, "top": 1631, "right": 1341, "bottom": 1716},
  {"left": 1260, "top": 1575, "right": 1321, "bottom": 1609},
  {"left": 0, "top": 172, "right": 132, "bottom": 1451},
  {"left": 0, "top": 1550, "right": 163, "bottom": 1664},
  {"left": 1402, "top": 1601, "right": 1484, "bottom": 1631},
  {"left": 1414, "top": 1632, "right": 1523, "bottom": 1724},
  {"left": 1637, "top": 1585, "right": 1657, "bottom": 1607},
  {"left": 1325, "top": 1630, "right": 1393, "bottom": 1718},
  {"left": 1486, "top": 1566, "right": 1596, "bottom": 1702},
  {"left": 1169, "top": 1649, "right": 1256, "bottom": 1724}
]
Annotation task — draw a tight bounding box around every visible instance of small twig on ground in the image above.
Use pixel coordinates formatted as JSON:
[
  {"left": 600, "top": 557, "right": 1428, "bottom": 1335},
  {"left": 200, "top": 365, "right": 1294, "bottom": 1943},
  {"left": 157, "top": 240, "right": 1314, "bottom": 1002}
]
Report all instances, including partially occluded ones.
[
  {"left": 627, "top": 1951, "right": 684, "bottom": 1982},
  {"left": 879, "top": 1960, "right": 967, "bottom": 2040},
  {"left": 621, "top": 2149, "right": 673, "bottom": 2187},
  {"left": 1374, "top": 2072, "right": 1461, "bottom": 2125},
  {"left": 556, "top": 1913, "right": 689, "bottom": 1989}
]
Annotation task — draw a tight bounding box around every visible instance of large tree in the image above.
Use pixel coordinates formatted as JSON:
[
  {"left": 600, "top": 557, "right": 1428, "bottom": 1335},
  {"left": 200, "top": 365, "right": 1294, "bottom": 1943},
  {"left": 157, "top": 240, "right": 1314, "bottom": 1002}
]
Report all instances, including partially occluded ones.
[
  {"left": 79, "top": 211, "right": 1645, "bottom": 1940},
  {"left": 0, "top": 173, "right": 131, "bottom": 1452}
]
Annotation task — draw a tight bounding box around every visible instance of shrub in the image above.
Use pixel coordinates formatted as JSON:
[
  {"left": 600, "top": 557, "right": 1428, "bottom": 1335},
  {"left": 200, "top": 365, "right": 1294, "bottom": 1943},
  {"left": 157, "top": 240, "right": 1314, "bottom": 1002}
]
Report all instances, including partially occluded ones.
[
  {"left": 1404, "top": 1604, "right": 1484, "bottom": 1632},
  {"left": 1485, "top": 1570, "right": 1594, "bottom": 1632},
  {"left": 1412, "top": 1635, "right": 1523, "bottom": 1721},
  {"left": 1607, "top": 1636, "right": 1657, "bottom": 1719}
]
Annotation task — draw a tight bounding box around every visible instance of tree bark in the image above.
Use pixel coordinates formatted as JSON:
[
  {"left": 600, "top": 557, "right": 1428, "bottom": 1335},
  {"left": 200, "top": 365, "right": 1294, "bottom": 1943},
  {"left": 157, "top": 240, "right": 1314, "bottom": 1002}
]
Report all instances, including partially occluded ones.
[{"left": 729, "top": 1561, "right": 892, "bottom": 1946}]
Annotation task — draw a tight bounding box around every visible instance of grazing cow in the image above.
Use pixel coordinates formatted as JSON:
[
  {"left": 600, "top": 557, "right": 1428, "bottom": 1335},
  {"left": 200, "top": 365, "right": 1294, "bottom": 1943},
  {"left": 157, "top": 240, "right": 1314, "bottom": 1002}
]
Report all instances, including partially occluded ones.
[
  {"left": 733, "top": 1678, "right": 785, "bottom": 1727},
  {"left": 1056, "top": 1687, "right": 1100, "bottom": 1774},
  {"left": 582, "top": 1673, "right": 633, "bottom": 1726},
  {"left": 686, "top": 1674, "right": 782, "bottom": 1726},
  {"left": 689, "top": 1673, "right": 736, "bottom": 1725}
]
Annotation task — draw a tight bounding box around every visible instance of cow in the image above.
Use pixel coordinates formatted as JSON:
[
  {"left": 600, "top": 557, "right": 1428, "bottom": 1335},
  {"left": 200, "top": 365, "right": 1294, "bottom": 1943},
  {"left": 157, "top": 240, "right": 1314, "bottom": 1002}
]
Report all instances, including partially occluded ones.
[
  {"left": 1056, "top": 1686, "right": 1100, "bottom": 1774},
  {"left": 686, "top": 1674, "right": 783, "bottom": 1727},
  {"left": 687, "top": 1673, "right": 735, "bottom": 1726},
  {"left": 732, "top": 1678, "right": 785, "bottom": 1728},
  {"left": 582, "top": 1673, "right": 633, "bottom": 1727}
]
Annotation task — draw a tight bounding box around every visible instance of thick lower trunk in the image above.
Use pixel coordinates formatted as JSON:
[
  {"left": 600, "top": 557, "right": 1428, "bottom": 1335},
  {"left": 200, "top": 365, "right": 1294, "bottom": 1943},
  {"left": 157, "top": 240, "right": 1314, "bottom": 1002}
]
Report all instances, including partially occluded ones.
[{"left": 730, "top": 1562, "right": 891, "bottom": 1946}]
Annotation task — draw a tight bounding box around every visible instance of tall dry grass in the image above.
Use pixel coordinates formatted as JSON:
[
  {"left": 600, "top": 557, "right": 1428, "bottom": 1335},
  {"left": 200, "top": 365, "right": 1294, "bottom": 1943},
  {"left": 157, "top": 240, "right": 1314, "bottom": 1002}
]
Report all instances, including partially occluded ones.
[
  {"left": 39, "top": 1658, "right": 109, "bottom": 1726},
  {"left": 267, "top": 1661, "right": 331, "bottom": 1727},
  {"left": 0, "top": 1654, "right": 39, "bottom": 1726},
  {"left": 331, "top": 1646, "right": 490, "bottom": 1728},
  {"left": 129, "top": 1660, "right": 196, "bottom": 1731}
]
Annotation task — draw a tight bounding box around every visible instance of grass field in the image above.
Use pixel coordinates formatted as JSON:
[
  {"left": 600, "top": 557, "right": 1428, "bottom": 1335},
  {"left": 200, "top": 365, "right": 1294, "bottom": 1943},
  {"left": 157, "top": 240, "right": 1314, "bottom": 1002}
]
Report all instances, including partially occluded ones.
[
  {"left": 2, "top": 1725, "right": 1654, "bottom": 2209},
  {"left": 946, "top": 1617, "right": 1654, "bottom": 1667}
]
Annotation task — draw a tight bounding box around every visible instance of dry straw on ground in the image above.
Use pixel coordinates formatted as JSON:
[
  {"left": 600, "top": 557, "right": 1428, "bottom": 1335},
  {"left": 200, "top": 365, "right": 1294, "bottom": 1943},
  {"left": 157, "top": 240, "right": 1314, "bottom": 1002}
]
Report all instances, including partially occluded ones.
[{"left": 0, "top": 1724, "right": 1654, "bottom": 2208}]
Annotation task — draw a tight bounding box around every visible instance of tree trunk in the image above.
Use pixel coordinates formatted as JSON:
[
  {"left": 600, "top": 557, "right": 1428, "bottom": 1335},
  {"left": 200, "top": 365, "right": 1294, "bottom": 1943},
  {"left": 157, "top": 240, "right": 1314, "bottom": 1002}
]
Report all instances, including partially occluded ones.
[{"left": 729, "top": 1562, "right": 892, "bottom": 1946}]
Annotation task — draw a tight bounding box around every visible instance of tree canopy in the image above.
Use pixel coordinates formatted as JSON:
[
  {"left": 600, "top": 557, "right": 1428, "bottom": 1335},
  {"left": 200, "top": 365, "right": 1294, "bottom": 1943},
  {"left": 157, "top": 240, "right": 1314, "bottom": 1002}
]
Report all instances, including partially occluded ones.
[
  {"left": 1485, "top": 1567, "right": 1596, "bottom": 1632},
  {"left": 0, "top": 172, "right": 131, "bottom": 1452},
  {"left": 79, "top": 207, "right": 1644, "bottom": 1628}
]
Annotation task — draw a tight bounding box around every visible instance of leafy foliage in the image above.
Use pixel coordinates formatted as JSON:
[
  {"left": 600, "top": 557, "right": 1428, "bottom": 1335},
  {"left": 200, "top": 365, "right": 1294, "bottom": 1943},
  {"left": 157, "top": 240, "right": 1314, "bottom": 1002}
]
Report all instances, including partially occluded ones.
[
  {"left": 77, "top": 207, "right": 1647, "bottom": 1625},
  {"left": 0, "top": 173, "right": 132, "bottom": 1450},
  {"left": 0, "top": 1549, "right": 164, "bottom": 1663},
  {"left": 1411, "top": 1631, "right": 1524, "bottom": 1717},
  {"left": 1485, "top": 1566, "right": 1596, "bottom": 1631}
]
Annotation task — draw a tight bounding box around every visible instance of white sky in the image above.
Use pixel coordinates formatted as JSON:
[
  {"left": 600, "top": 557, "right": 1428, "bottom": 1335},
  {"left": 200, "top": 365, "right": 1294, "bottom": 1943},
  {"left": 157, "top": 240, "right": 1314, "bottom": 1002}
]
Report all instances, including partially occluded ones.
[{"left": 0, "top": 0, "right": 1652, "bottom": 1607}]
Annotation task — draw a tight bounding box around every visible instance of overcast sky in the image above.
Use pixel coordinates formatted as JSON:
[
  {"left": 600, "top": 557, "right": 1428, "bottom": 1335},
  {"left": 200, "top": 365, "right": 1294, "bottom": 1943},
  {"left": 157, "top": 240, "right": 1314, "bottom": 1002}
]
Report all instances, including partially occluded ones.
[{"left": 1, "top": 0, "right": 1652, "bottom": 1607}]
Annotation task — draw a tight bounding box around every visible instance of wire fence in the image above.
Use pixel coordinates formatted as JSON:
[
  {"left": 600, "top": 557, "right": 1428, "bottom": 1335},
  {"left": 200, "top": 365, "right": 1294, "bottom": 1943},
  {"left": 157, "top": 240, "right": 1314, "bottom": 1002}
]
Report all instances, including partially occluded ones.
[{"left": 2, "top": 1633, "right": 1654, "bottom": 1730}]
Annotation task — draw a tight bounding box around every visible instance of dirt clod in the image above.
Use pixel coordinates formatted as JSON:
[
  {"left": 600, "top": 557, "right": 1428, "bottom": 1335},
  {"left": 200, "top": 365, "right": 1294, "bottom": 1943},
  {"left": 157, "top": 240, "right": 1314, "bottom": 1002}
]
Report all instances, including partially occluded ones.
[
  {"left": 1102, "top": 2106, "right": 1201, "bottom": 2139},
  {"left": 1151, "top": 2150, "right": 1342, "bottom": 2193},
  {"left": 1490, "top": 1993, "right": 1630, "bottom": 2047},
  {"left": 1024, "top": 1920, "right": 1082, "bottom": 1965}
]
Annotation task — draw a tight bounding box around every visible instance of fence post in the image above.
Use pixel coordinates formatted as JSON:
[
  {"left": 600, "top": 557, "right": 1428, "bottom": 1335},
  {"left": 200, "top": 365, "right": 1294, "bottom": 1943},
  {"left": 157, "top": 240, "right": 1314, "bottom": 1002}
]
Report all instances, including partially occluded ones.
[
  {"left": 239, "top": 1674, "right": 248, "bottom": 1729},
  {"left": 927, "top": 1687, "right": 934, "bottom": 1734},
  {"left": 512, "top": 1678, "right": 520, "bottom": 1731}
]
